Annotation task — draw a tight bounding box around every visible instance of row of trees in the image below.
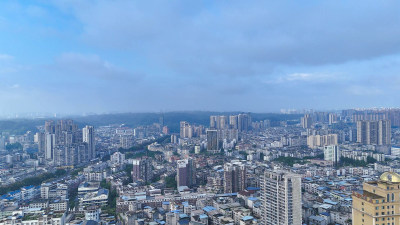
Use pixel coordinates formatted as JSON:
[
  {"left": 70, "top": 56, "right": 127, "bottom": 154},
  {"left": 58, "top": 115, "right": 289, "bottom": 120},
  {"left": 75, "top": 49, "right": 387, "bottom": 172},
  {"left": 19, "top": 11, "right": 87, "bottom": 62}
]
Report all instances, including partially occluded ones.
[
  {"left": 273, "top": 156, "right": 308, "bottom": 167},
  {"left": 339, "top": 156, "right": 376, "bottom": 167},
  {"left": 0, "top": 169, "right": 67, "bottom": 195}
]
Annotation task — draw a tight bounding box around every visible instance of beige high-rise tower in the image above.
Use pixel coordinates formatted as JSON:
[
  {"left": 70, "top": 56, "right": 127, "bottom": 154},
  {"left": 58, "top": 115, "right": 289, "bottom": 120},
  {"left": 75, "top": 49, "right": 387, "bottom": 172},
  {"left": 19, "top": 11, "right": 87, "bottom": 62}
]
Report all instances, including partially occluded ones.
[
  {"left": 353, "top": 172, "right": 400, "bottom": 225},
  {"left": 301, "top": 114, "right": 312, "bottom": 129}
]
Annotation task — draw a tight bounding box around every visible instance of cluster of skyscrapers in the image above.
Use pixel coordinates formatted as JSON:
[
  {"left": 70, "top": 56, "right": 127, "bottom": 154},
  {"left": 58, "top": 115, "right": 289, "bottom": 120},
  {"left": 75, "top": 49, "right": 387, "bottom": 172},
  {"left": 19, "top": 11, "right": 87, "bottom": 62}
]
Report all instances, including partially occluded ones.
[
  {"left": 179, "top": 121, "right": 204, "bottom": 138},
  {"left": 210, "top": 114, "right": 251, "bottom": 132},
  {"left": 206, "top": 113, "right": 251, "bottom": 153},
  {"left": 346, "top": 108, "right": 400, "bottom": 126},
  {"left": 36, "top": 120, "right": 95, "bottom": 167},
  {"left": 356, "top": 120, "right": 391, "bottom": 146}
]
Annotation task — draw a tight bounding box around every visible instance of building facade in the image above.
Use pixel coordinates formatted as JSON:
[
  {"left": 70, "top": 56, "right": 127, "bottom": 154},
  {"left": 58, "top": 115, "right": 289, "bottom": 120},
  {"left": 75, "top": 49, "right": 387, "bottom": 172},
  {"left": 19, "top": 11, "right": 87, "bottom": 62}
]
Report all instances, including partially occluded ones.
[
  {"left": 260, "top": 171, "right": 302, "bottom": 225},
  {"left": 324, "top": 145, "right": 340, "bottom": 165},
  {"left": 357, "top": 120, "right": 391, "bottom": 145},
  {"left": 224, "top": 162, "right": 246, "bottom": 193},
  {"left": 352, "top": 172, "right": 400, "bottom": 225}
]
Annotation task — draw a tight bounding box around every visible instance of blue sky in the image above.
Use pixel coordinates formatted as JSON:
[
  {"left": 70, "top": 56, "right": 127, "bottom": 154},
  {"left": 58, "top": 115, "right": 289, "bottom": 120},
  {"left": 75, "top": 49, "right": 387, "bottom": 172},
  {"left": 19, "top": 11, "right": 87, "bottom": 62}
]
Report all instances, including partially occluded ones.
[{"left": 1, "top": 0, "right": 400, "bottom": 115}]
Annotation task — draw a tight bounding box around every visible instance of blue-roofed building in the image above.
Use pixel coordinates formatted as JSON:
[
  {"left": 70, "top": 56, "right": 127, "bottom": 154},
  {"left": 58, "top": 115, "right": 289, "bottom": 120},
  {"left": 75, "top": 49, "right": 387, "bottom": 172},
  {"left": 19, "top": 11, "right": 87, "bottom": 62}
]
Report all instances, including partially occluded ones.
[
  {"left": 241, "top": 215, "right": 257, "bottom": 224},
  {"left": 323, "top": 199, "right": 338, "bottom": 206},
  {"left": 8, "top": 190, "right": 21, "bottom": 201},
  {"left": 246, "top": 187, "right": 260, "bottom": 191},
  {"left": 179, "top": 214, "right": 189, "bottom": 219},
  {"left": 203, "top": 206, "right": 216, "bottom": 213},
  {"left": 308, "top": 215, "right": 328, "bottom": 225},
  {"left": 199, "top": 214, "right": 208, "bottom": 219}
]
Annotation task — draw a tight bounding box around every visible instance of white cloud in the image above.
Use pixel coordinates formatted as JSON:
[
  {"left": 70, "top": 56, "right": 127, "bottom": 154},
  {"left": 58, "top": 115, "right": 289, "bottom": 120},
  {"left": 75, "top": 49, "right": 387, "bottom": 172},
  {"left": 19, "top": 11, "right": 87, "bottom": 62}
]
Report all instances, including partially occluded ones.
[
  {"left": 54, "top": 52, "right": 138, "bottom": 80},
  {"left": 347, "top": 85, "right": 382, "bottom": 96},
  {"left": 49, "top": 0, "right": 400, "bottom": 78},
  {"left": 264, "top": 73, "right": 338, "bottom": 84},
  {"left": 0, "top": 54, "right": 13, "bottom": 60},
  {"left": 10, "top": 84, "right": 19, "bottom": 89}
]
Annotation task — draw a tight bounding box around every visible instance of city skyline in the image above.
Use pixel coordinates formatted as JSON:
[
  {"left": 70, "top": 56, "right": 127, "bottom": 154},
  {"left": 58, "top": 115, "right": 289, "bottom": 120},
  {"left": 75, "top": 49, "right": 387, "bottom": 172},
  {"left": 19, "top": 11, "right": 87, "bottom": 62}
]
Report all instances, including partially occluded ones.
[
  {"left": 3, "top": 1, "right": 400, "bottom": 224},
  {"left": 1, "top": 1, "right": 400, "bottom": 114}
]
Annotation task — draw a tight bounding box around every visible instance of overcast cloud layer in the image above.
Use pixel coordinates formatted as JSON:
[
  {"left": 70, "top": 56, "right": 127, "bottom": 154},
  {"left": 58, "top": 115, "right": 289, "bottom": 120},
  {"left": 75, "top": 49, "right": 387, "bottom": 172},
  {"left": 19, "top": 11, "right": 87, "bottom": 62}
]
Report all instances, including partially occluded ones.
[{"left": 0, "top": 0, "right": 400, "bottom": 115}]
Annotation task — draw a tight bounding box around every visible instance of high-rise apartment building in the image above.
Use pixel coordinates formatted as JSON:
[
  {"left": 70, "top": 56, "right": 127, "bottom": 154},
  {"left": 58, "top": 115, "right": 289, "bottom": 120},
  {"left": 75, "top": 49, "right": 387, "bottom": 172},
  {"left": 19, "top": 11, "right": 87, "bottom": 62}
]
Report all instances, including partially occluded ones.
[
  {"left": 45, "top": 120, "right": 55, "bottom": 134},
  {"left": 307, "top": 134, "right": 338, "bottom": 149},
  {"left": 224, "top": 162, "right": 246, "bottom": 193},
  {"left": 238, "top": 114, "right": 251, "bottom": 132},
  {"left": 328, "top": 113, "right": 337, "bottom": 125},
  {"left": 132, "top": 158, "right": 153, "bottom": 183},
  {"left": 352, "top": 172, "right": 400, "bottom": 225},
  {"left": 111, "top": 152, "right": 125, "bottom": 165},
  {"left": 357, "top": 120, "right": 391, "bottom": 145},
  {"left": 177, "top": 159, "right": 195, "bottom": 188},
  {"left": 119, "top": 135, "right": 134, "bottom": 149},
  {"left": 180, "top": 121, "right": 193, "bottom": 138},
  {"left": 36, "top": 132, "right": 46, "bottom": 156},
  {"left": 210, "top": 116, "right": 229, "bottom": 129},
  {"left": 220, "top": 116, "right": 228, "bottom": 129},
  {"left": 209, "top": 115, "right": 240, "bottom": 147},
  {"left": 45, "top": 133, "right": 55, "bottom": 160},
  {"left": 301, "top": 114, "right": 312, "bottom": 129},
  {"left": 210, "top": 116, "right": 217, "bottom": 129},
  {"left": 378, "top": 120, "right": 391, "bottom": 146},
  {"left": 83, "top": 125, "right": 96, "bottom": 159},
  {"left": 229, "top": 115, "right": 238, "bottom": 129},
  {"left": 218, "top": 129, "right": 238, "bottom": 142},
  {"left": 206, "top": 130, "right": 219, "bottom": 153},
  {"left": 323, "top": 145, "right": 340, "bottom": 165},
  {"left": 260, "top": 171, "right": 302, "bottom": 225}
]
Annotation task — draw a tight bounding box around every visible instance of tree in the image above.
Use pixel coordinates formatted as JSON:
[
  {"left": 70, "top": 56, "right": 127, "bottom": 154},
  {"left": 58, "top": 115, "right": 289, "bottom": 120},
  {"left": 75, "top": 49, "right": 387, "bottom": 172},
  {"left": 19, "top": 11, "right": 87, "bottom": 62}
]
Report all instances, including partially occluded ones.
[
  {"left": 6, "top": 142, "right": 23, "bottom": 151},
  {"left": 165, "top": 176, "right": 177, "bottom": 189},
  {"left": 0, "top": 169, "right": 68, "bottom": 195}
]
